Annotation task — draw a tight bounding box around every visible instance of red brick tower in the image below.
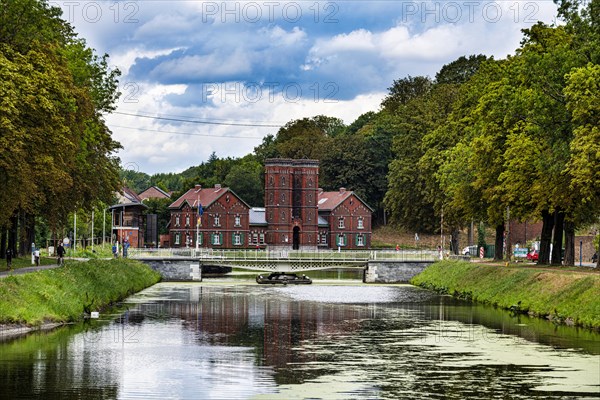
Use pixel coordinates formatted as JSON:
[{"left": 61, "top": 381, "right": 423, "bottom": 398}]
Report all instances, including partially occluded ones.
[{"left": 265, "top": 159, "right": 319, "bottom": 250}]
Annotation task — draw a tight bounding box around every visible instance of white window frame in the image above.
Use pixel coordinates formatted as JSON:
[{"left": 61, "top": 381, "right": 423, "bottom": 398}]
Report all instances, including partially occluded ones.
[
  {"left": 234, "top": 215, "right": 241, "bottom": 227},
  {"left": 214, "top": 215, "right": 220, "bottom": 227},
  {"left": 337, "top": 234, "right": 345, "bottom": 247},
  {"left": 357, "top": 234, "right": 365, "bottom": 247},
  {"left": 233, "top": 233, "right": 242, "bottom": 246},
  {"left": 174, "top": 233, "right": 180, "bottom": 245},
  {"left": 323, "top": 233, "right": 328, "bottom": 244},
  {"left": 185, "top": 215, "right": 190, "bottom": 227},
  {"left": 338, "top": 217, "right": 345, "bottom": 229},
  {"left": 212, "top": 233, "right": 221, "bottom": 245},
  {"left": 357, "top": 217, "right": 364, "bottom": 229},
  {"left": 175, "top": 215, "right": 180, "bottom": 227},
  {"left": 259, "top": 233, "right": 265, "bottom": 244}
]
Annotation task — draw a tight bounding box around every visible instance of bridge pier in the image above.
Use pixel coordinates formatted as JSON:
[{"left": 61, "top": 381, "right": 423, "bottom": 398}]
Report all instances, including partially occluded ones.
[{"left": 365, "top": 261, "right": 434, "bottom": 283}]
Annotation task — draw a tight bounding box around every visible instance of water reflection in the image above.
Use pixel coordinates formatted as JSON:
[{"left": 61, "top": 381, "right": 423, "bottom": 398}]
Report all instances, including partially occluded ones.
[{"left": 0, "top": 282, "right": 598, "bottom": 399}]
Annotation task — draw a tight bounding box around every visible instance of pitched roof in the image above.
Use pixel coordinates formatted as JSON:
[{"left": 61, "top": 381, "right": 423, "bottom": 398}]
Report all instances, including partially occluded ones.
[
  {"left": 168, "top": 185, "right": 250, "bottom": 210},
  {"left": 317, "top": 189, "right": 374, "bottom": 212},
  {"left": 139, "top": 186, "right": 171, "bottom": 200},
  {"left": 109, "top": 186, "right": 147, "bottom": 210}
]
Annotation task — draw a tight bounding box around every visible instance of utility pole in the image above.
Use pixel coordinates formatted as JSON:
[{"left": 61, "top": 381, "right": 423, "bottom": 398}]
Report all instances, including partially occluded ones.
[
  {"left": 91, "top": 210, "right": 94, "bottom": 252},
  {"left": 103, "top": 208, "right": 106, "bottom": 247},
  {"left": 74, "top": 212, "right": 77, "bottom": 252}
]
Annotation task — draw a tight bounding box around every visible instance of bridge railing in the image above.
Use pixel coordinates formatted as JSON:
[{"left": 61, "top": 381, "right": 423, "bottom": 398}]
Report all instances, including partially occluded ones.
[{"left": 129, "top": 247, "right": 437, "bottom": 262}]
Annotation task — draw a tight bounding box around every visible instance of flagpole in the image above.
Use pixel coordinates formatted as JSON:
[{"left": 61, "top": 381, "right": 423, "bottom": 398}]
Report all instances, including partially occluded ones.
[{"left": 196, "top": 195, "right": 199, "bottom": 250}]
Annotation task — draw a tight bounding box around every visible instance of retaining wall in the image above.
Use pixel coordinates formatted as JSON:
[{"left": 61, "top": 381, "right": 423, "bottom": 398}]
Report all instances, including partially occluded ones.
[
  {"left": 143, "top": 261, "right": 201, "bottom": 281},
  {"left": 365, "top": 261, "right": 434, "bottom": 283}
]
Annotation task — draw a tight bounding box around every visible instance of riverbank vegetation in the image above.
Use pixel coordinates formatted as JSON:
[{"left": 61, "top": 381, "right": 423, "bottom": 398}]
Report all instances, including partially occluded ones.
[
  {"left": 0, "top": 259, "right": 160, "bottom": 326},
  {"left": 412, "top": 261, "right": 600, "bottom": 329}
]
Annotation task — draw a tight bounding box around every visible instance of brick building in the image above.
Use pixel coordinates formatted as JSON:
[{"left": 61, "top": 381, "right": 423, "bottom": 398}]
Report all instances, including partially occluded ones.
[
  {"left": 139, "top": 186, "right": 171, "bottom": 201},
  {"left": 167, "top": 159, "right": 373, "bottom": 249}
]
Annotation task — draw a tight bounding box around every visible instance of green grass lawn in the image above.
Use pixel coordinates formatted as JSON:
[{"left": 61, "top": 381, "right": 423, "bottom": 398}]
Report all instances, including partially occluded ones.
[{"left": 0, "top": 259, "right": 161, "bottom": 326}]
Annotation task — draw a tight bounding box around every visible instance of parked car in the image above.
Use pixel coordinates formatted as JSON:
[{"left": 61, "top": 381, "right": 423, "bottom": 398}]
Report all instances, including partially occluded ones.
[{"left": 526, "top": 250, "right": 539, "bottom": 261}]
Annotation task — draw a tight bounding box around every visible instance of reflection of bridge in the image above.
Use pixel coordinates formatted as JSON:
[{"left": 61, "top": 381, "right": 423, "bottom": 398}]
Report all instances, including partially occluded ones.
[{"left": 131, "top": 248, "right": 436, "bottom": 273}]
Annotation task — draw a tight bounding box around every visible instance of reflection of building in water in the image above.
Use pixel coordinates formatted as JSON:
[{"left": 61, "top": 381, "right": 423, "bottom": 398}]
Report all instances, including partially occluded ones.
[{"left": 131, "top": 295, "right": 375, "bottom": 371}]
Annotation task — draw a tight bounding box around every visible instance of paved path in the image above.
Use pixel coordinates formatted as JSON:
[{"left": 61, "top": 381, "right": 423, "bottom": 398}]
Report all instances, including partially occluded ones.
[{"left": 0, "top": 264, "right": 62, "bottom": 278}]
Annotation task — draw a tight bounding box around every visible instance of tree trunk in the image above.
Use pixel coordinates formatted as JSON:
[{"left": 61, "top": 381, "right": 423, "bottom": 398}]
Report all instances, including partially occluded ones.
[
  {"left": 539, "top": 210, "right": 553, "bottom": 264},
  {"left": 551, "top": 210, "right": 564, "bottom": 265},
  {"left": 8, "top": 214, "right": 18, "bottom": 257},
  {"left": 0, "top": 228, "right": 6, "bottom": 259},
  {"left": 450, "top": 227, "right": 460, "bottom": 255},
  {"left": 494, "top": 224, "right": 504, "bottom": 260},
  {"left": 563, "top": 219, "right": 575, "bottom": 266}
]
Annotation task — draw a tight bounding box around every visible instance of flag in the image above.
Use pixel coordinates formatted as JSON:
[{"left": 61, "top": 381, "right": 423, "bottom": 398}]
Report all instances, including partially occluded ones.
[{"left": 197, "top": 201, "right": 203, "bottom": 226}]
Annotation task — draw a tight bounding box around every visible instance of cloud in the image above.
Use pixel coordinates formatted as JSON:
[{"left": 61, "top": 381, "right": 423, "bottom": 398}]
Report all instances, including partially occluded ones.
[{"left": 59, "top": 0, "right": 559, "bottom": 173}]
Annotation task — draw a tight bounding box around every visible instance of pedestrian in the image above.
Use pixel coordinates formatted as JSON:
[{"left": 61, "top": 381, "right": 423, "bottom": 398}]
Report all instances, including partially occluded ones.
[
  {"left": 395, "top": 244, "right": 399, "bottom": 252},
  {"left": 123, "top": 239, "right": 129, "bottom": 258},
  {"left": 34, "top": 247, "right": 40, "bottom": 266},
  {"left": 57, "top": 243, "right": 65, "bottom": 266},
  {"left": 112, "top": 243, "right": 118, "bottom": 258},
  {"left": 6, "top": 248, "right": 13, "bottom": 270}
]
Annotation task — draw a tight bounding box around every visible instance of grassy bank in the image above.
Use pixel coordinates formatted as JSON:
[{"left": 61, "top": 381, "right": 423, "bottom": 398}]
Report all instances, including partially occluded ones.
[
  {"left": 0, "top": 259, "right": 161, "bottom": 326},
  {"left": 411, "top": 261, "right": 600, "bottom": 330}
]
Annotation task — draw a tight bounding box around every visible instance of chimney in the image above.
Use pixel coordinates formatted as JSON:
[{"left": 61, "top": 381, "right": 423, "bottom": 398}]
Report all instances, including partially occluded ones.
[
  {"left": 339, "top": 187, "right": 346, "bottom": 193},
  {"left": 318, "top": 188, "right": 324, "bottom": 194},
  {"left": 194, "top": 184, "right": 202, "bottom": 191},
  {"left": 214, "top": 184, "right": 222, "bottom": 190}
]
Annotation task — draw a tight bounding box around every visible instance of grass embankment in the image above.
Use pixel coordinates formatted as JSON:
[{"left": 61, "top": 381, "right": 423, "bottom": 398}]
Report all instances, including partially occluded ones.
[
  {"left": 411, "top": 261, "right": 600, "bottom": 330},
  {"left": 0, "top": 259, "right": 161, "bottom": 326}
]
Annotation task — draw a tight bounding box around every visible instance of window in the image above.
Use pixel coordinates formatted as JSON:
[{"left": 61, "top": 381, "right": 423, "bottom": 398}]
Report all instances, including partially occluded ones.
[
  {"left": 233, "top": 233, "right": 242, "bottom": 246},
  {"left": 253, "top": 233, "right": 258, "bottom": 244},
  {"left": 214, "top": 215, "right": 220, "bottom": 226},
  {"left": 259, "top": 233, "right": 265, "bottom": 244},
  {"left": 338, "top": 217, "right": 345, "bottom": 229},
  {"left": 280, "top": 193, "right": 286, "bottom": 203},
  {"left": 357, "top": 217, "right": 364, "bottom": 229},
  {"left": 175, "top": 215, "right": 180, "bottom": 227},
  {"left": 281, "top": 211, "right": 286, "bottom": 221},
  {"left": 235, "top": 215, "right": 241, "bottom": 227},
  {"left": 185, "top": 215, "right": 190, "bottom": 227},
  {"left": 212, "top": 233, "right": 221, "bottom": 245},
  {"left": 320, "top": 233, "right": 327, "bottom": 245},
  {"left": 282, "top": 177, "right": 286, "bottom": 186},
  {"left": 174, "top": 233, "right": 180, "bottom": 245},
  {"left": 337, "top": 234, "right": 346, "bottom": 247},
  {"left": 197, "top": 233, "right": 203, "bottom": 245},
  {"left": 356, "top": 234, "right": 365, "bottom": 247}
]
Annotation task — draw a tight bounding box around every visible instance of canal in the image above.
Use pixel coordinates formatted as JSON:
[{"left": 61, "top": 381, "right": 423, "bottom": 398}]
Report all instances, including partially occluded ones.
[{"left": 1, "top": 270, "right": 598, "bottom": 399}]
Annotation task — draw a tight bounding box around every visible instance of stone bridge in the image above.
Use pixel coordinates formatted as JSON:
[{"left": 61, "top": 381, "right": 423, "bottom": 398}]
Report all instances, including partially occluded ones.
[{"left": 131, "top": 248, "right": 437, "bottom": 283}]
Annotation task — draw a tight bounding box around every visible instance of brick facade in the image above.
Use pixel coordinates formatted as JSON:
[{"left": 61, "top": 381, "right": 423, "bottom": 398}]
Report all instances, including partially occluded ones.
[{"left": 168, "top": 160, "right": 373, "bottom": 249}]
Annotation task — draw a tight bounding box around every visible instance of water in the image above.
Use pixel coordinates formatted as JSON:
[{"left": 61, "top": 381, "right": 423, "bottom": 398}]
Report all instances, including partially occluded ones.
[{"left": 1, "top": 272, "right": 598, "bottom": 399}]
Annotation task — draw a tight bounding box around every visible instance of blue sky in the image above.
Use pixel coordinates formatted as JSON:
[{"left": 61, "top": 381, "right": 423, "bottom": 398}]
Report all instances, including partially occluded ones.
[{"left": 53, "top": 1, "right": 559, "bottom": 174}]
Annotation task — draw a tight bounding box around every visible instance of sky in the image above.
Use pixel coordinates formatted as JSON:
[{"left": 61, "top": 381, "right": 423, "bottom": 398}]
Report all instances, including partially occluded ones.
[{"left": 52, "top": 1, "right": 560, "bottom": 175}]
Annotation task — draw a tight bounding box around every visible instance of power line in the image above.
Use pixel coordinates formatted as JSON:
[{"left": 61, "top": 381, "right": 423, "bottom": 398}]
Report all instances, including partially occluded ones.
[
  {"left": 118, "top": 108, "right": 289, "bottom": 125},
  {"left": 108, "top": 124, "right": 267, "bottom": 139},
  {"left": 113, "top": 111, "right": 283, "bottom": 128}
]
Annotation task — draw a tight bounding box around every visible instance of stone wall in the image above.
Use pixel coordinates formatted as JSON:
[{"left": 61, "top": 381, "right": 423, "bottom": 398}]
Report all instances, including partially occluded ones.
[
  {"left": 365, "top": 261, "right": 434, "bottom": 283},
  {"left": 143, "top": 260, "right": 201, "bottom": 281}
]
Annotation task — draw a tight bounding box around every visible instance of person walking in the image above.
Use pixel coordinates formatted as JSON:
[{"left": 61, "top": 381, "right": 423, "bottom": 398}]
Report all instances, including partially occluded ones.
[
  {"left": 6, "top": 248, "right": 13, "bottom": 270},
  {"left": 34, "top": 247, "right": 40, "bottom": 266},
  {"left": 57, "top": 243, "right": 65, "bottom": 266}
]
